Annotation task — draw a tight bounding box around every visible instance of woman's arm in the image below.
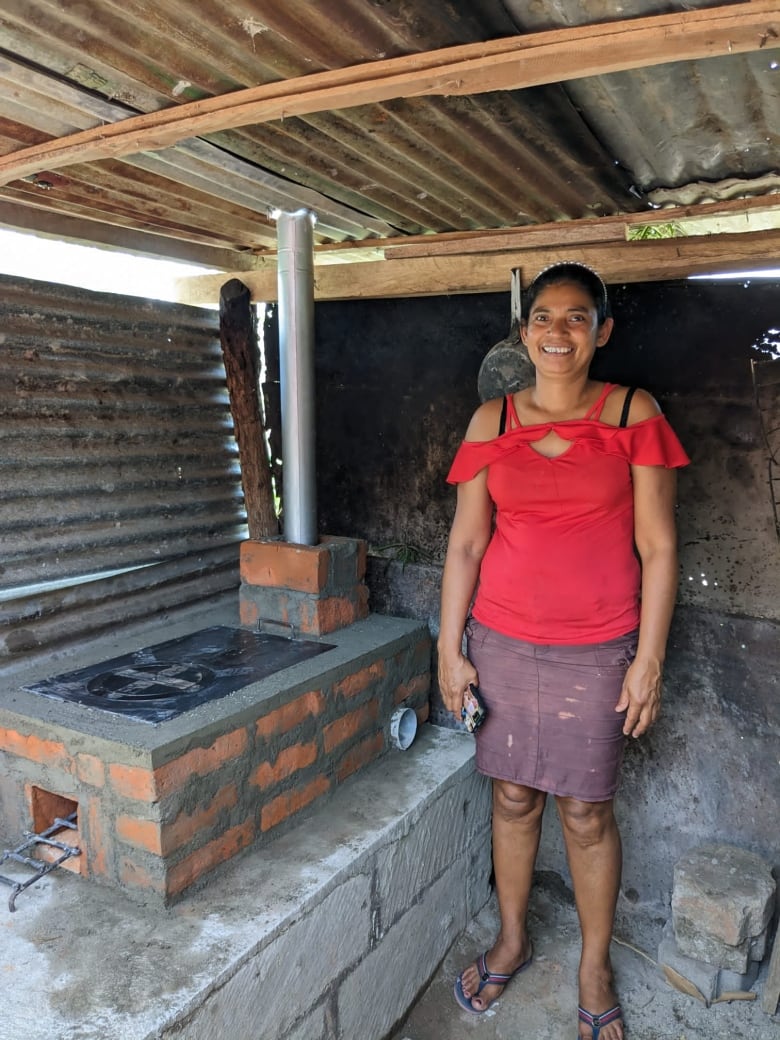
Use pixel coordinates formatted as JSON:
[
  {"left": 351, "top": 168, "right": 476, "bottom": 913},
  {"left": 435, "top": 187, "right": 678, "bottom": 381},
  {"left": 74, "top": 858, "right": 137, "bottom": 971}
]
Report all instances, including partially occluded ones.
[
  {"left": 437, "top": 400, "right": 499, "bottom": 719},
  {"left": 616, "top": 462, "right": 679, "bottom": 737},
  {"left": 437, "top": 472, "right": 493, "bottom": 718}
]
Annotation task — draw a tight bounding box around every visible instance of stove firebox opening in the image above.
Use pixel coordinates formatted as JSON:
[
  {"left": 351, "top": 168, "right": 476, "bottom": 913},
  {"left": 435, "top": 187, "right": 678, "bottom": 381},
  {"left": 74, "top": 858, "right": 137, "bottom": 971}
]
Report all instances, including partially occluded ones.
[{"left": 29, "top": 788, "right": 82, "bottom": 875}]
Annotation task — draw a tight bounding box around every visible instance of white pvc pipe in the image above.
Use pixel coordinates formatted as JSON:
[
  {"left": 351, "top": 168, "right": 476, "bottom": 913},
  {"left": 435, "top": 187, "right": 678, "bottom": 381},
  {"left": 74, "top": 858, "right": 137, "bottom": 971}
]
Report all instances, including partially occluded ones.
[{"left": 275, "top": 208, "right": 318, "bottom": 546}]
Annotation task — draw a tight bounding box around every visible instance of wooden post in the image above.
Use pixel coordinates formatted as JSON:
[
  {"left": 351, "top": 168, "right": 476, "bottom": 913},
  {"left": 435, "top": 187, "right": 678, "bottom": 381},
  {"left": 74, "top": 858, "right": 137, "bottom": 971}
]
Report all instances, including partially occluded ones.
[{"left": 219, "top": 278, "right": 278, "bottom": 540}]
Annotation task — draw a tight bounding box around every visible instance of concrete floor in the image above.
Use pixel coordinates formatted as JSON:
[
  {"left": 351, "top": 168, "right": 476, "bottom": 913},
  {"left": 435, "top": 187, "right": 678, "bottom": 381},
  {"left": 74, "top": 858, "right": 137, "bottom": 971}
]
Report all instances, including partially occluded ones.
[
  {"left": 2, "top": 823, "right": 778, "bottom": 1040},
  {"left": 391, "top": 875, "right": 780, "bottom": 1040}
]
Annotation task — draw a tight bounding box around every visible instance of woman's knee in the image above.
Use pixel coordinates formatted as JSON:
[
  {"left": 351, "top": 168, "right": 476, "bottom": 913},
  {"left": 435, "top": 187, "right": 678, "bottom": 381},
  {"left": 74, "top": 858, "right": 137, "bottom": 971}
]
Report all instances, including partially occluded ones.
[
  {"left": 493, "top": 780, "right": 546, "bottom": 823},
  {"left": 555, "top": 796, "right": 616, "bottom": 846}
]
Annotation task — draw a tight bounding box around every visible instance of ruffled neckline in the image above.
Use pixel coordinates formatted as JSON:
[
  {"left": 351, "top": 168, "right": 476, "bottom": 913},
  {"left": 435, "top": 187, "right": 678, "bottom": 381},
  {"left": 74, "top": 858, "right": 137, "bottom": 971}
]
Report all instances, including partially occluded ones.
[{"left": 447, "top": 413, "right": 690, "bottom": 482}]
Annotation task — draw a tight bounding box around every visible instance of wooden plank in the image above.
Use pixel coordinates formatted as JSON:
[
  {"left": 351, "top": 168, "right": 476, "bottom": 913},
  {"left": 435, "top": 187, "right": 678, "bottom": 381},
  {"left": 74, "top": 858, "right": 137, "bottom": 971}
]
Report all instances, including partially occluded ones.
[
  {"left": 383, "top": 222, "right": 629, "bottom": 259},
  {"left": 313, "top": 195, "right": 780, "bottom": 262},
  {"left": 0, "top": 2, "right": 776, "bottom": 186},
  {"left": 175, "top": 229, "right": 780, "bottom": 305}
]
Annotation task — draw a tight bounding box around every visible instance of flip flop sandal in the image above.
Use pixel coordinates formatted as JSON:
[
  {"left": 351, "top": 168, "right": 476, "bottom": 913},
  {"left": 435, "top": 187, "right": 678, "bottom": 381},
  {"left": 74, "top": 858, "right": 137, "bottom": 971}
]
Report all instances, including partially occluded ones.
[
  {"left": 453, "top": 947, "right": 533, "bottom": 1014},
  {"left": 577, "top": 1004, "right": 623, "bottom": 1038}
]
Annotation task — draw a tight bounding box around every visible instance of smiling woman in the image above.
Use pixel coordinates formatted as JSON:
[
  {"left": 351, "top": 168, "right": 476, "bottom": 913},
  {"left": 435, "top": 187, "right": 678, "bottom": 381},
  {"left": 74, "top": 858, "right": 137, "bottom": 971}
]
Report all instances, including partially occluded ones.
[
  {"left": 0, "top": 228, "right": 217, "bottom": 303},
  {"left": 437, "top": 260, "right": 689, "bottom": 1040}
]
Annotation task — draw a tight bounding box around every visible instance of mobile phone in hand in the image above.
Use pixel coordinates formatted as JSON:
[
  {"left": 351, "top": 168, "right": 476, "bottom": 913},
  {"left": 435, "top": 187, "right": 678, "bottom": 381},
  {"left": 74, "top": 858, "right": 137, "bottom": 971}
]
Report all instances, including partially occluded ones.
[{"left": 461, "top": 683, "right": 487, "bottom": 733}]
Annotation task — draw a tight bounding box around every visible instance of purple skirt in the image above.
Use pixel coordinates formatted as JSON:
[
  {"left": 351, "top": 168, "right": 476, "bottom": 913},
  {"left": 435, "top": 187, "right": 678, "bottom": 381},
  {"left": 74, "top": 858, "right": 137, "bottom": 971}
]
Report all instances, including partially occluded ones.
[{"left": 466, "top": 617, "right": 638, "bottom": 802}]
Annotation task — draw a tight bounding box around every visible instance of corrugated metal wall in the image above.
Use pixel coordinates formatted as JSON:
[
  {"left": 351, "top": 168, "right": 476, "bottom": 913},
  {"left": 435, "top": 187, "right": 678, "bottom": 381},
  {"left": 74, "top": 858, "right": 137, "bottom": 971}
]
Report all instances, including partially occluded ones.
[{"left": 0, "top": 274, "right": 246, "bottom": 658}]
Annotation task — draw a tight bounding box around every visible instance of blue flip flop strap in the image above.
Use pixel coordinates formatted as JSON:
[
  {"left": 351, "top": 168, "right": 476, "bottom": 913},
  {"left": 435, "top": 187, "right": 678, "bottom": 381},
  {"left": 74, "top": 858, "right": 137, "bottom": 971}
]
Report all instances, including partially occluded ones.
[
  {"left": 476, "top": 952, "right": 514, "bottom": 985},
  {"left": 578, "top": 1004, "right": 622, "bottom": 1033}
]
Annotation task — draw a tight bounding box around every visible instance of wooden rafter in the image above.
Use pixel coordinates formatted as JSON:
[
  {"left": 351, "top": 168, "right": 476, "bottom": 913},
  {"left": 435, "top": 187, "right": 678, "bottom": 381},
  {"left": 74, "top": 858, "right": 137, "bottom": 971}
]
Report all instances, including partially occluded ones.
[
  {"left": 0, "top": 1, "right": 776, "bottom": 187},
  {"left": 176, "top": 228, "right": 780, "bottom": 304},
  {"left": 310, "top": 195, "right": 780, "bottom": 262}
]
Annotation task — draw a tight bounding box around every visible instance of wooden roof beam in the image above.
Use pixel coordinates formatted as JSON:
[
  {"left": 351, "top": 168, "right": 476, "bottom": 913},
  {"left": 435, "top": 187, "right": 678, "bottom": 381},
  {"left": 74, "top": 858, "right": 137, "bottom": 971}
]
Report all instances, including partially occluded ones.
[
  {"left": 175, "top": 228, "right": 780, "bottom": 304},
  {"left": 0, "top": 1, "right": 776, "bottom": 186},
  {"left": 375, "top": 195, "right": 780, "bottom": 260}
]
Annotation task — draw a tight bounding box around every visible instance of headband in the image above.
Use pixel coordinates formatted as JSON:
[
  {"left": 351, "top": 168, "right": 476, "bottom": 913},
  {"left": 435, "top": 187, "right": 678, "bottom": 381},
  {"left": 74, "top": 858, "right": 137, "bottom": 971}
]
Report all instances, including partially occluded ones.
[{"left": 529, "top": 261, "right": 608, "bottom": 310}]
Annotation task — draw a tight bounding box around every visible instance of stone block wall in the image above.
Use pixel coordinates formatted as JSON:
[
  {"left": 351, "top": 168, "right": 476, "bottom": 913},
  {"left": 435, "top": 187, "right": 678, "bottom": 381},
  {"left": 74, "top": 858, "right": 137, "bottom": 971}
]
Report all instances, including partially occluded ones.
[{"left": 159, "top": 728, "right": 493, "bottom": 1040}]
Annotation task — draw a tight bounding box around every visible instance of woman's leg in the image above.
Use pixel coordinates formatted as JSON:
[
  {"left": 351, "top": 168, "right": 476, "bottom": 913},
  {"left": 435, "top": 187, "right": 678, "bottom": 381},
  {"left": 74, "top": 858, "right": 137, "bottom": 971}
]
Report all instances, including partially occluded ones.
[
  {"left": 458, "top": 779, "right": 546, "bottom": 1010},
  {"left": 556, "top": 795, "right": 624, "bottom": 1040}
]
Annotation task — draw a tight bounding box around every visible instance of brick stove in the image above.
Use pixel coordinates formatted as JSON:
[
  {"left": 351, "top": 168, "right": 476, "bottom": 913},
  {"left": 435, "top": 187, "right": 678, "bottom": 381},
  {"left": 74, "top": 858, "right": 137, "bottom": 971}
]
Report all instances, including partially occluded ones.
[{"left": 0, "top": 537, "right": 430, "bottom": 906}]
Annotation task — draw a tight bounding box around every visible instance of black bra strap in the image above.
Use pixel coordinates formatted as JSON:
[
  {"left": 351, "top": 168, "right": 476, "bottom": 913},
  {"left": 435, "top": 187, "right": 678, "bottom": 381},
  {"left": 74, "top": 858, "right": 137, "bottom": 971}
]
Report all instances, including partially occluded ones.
[
  {"left": 619, "top": 386, "right": 637, "bottom": 428},
  {"left": 499, "top": 395, "right": 508, "bottom": 435}
]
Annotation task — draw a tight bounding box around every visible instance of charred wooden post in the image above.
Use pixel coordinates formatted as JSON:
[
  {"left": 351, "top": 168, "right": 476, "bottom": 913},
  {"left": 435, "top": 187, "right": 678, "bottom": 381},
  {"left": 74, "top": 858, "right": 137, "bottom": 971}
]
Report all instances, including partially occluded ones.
[{"left": 219, "top": 278, "right": 278, "bottom": 540}]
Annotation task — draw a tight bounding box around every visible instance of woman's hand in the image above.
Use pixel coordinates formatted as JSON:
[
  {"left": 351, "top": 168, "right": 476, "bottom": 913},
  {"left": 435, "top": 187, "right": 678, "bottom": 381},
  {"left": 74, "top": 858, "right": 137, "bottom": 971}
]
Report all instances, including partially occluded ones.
[
  {"left": 615, "top": 656, "right": 663, "bottom": 737},
  {"left": 438, "top": 651, "right": 478, "bottom": 721}
]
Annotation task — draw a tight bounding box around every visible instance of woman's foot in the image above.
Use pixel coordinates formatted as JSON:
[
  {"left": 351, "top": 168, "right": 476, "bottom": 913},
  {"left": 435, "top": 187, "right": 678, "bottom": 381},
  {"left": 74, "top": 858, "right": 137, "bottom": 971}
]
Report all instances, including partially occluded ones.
[
  {"left": 454, "top": 937, "right": 533, "bottom": 1013},
  {"left": 577, "top": 965, "right": 623, "bottom": 1039}
]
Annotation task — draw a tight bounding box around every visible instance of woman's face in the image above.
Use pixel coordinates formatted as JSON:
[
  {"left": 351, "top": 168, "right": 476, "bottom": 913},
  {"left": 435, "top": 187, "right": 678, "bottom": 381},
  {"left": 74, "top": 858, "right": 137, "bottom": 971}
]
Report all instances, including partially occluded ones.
[{"left": 520, "top": 280, "right": 613, "bottom": 376}]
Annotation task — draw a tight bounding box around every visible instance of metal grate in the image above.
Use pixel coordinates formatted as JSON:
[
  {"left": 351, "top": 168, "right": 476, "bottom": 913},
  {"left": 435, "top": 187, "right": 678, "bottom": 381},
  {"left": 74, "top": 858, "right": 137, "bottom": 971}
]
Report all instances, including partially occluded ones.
[{"left": 0, "top": 812, "right": 81, "bottom": 912}]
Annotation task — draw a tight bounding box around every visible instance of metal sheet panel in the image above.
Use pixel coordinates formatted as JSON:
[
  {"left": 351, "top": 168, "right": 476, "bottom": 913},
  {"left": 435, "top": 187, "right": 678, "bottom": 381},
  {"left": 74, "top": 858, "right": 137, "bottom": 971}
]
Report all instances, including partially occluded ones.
[
  {"left": 0, "top": 274, "right": 246, "bottom": 630},
  {"left": 502, "top": 0, "right": 780, "bottom": 197},
  {"left": 0, "top": 545, "right": 240, "bottom": 662},
  {"left": 0, "top": 0, "right": 669, "bottom": 259}
]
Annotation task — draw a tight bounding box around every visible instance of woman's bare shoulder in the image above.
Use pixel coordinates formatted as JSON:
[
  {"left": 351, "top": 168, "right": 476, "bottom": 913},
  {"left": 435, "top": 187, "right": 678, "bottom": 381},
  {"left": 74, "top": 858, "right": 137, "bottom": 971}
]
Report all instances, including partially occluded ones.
[
  {"left": 626, "top": 387, "right": 662, "bottom": 424},
  {"left": 603, "top": 385, "right": 661, "bottom": 426},
  {"left": 464, "top": 396, "right": 504, "bottom": 442}
]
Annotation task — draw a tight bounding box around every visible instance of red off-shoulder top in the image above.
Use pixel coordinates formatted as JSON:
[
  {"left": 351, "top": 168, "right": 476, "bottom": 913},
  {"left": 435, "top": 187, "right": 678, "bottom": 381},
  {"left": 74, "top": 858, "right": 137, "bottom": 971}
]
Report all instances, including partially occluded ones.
[{"left": 446, "top": 384, "right": 690, "bottom": 644}]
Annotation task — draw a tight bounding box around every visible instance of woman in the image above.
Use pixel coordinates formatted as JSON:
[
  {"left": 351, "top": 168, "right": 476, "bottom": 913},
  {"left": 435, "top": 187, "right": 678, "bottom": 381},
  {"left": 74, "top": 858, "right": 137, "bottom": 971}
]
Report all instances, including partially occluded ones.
[{"left": 438, "top": 262, "right": 689, "bottom": 1040}]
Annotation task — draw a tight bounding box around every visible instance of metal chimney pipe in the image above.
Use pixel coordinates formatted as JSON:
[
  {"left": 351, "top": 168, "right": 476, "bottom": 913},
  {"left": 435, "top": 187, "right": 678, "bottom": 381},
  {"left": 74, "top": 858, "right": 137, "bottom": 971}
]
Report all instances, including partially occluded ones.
[{"left": 274, "top": 208, "right": 318, "bottom": 545}]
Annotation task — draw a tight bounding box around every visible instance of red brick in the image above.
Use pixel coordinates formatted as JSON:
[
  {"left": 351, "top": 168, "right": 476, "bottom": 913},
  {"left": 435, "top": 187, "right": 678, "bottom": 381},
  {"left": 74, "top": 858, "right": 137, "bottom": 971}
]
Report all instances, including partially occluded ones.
[
  {"left": 323, "top": 702, "right": 379, "bottom": 753},
  {"left": 255, "top": 690, "right": 325, "bottom": 738},
  {"left": 119, "top": 855, "right": 166, "bottom": 896},
  {"left": 109, "top": 762, "right": 156, "bottom": 802},
  {"left": 416, "top": 703, "right": 430, "bottom": 725},
  {"left": 334, "top": 661, "right": 387, "bottom": 700},
  {"left": 115, "top": 815, "right": 162, "bottom": 856},
  {"left": 251, "top": 742, "right": 318, "bottom": 790},
  {"left": 239, "top": 595, "right": 260, "bottom": 627},
  {"left": 412, "top": 637, "right": 432, "bottom": 672},
  {"left": 301, "top": 595, "right": 366, "bottom": 635},
  {"left": 32, "top": 822, "right": 84, "bottom": 875},
  {"left": 86, "top": 796, "right": 109, "bottom": 877},
  {"left": 0, "top": 728, "right": 71, "bottom": 771},
  {"left": 393, "top": 672, "right": 431, "bottom": 705},
  {"left": 75, "top": 752, "right": 106, "bottom": 788},
  {"left": 160, "top": 783, "right": 238, "bottom": 855},
  {"left": 260, "top": 775, "right": 330, "bottom": 832},
  {"left": 393, "top": 638, "right": 432, "bottom": 672},
  {"left": 337, "top": 733, "right": 384, "bottom": 782},
  {"left": 166, "top": 819, "right": 255, "bottom": 898},
  {"left": 155, "top": 728, "right": 249, "bottom": 798},
  {"left": 29, "top": 787, "right": 76, "bottom": 833},
  {"left": 241, "top": 539, "right": 329, "bottom": 593}
]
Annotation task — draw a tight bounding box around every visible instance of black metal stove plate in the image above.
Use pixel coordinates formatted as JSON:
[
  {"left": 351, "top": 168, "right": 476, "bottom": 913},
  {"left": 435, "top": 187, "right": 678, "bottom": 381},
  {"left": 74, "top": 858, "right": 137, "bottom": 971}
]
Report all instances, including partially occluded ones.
[{"left": 22, "top": 626, "right": 335, "bottom": 723}]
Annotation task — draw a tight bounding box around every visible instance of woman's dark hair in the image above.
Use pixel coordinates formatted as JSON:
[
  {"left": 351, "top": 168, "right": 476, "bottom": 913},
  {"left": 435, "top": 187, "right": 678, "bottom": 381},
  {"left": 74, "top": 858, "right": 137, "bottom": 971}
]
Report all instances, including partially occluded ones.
[{"left": 524, "top": 262, "right": 611, "bottom": 324}]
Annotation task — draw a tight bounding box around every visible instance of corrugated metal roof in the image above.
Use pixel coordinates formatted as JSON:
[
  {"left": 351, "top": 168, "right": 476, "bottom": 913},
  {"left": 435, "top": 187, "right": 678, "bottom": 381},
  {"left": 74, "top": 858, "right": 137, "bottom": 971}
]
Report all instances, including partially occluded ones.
[{"left": 0, "top": 0, "right": 776, "bottom": 267}]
